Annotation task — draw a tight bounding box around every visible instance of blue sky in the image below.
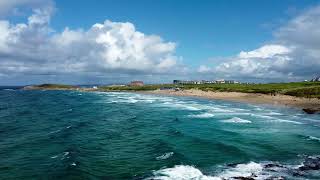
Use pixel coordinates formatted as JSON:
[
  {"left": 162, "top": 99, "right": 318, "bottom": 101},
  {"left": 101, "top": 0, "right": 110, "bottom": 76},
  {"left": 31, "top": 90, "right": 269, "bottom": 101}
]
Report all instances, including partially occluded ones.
[
  {"left": 51, "top": 0, "right": 316, "bottom": 67},
  {"left": 0, "top": 0, "right": 320, "bottom": 85}
]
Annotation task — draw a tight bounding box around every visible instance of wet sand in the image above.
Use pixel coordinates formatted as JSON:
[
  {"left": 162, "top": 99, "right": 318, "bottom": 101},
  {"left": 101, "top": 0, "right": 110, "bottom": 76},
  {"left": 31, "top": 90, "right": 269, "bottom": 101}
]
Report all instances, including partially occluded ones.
[{"left": 144, "top": 89, "right": 320, "bottom": 111}]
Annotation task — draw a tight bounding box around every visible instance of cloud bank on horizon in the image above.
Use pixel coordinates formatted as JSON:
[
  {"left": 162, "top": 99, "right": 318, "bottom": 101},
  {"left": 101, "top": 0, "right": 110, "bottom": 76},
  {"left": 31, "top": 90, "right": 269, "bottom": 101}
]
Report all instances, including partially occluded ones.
[
  {"left": 0, "top": 0, "right": 319, "bottom": 84},
  {"left": 199, "top": 5, "right": 320, "bottom": 81}
]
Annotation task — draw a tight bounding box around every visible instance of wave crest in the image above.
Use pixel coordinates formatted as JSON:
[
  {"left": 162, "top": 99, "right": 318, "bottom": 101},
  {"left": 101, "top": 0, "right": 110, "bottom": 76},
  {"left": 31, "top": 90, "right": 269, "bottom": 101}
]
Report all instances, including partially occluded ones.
[
  {"left": 188, "top": 113, "right": 215, "bottom": 118},
  {"left": 221, "top": 117, "right": 252, "bottom": 124}
]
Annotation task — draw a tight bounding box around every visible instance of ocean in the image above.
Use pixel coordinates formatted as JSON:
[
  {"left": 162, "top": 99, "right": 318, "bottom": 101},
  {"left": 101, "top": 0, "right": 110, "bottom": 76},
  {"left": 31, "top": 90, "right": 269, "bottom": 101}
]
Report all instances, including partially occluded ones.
[{"left": 0, "top": 88, "right": 319, "bottom": 179}]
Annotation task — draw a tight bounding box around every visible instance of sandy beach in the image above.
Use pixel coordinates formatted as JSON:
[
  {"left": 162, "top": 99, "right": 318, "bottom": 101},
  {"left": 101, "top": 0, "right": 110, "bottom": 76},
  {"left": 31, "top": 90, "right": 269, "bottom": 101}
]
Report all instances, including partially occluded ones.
[
  {"left": 144, "top": 89, "right": 320, "bottom": 111},
  {"left": 23, "top": 85, "right": 320, "bottom": 112}
]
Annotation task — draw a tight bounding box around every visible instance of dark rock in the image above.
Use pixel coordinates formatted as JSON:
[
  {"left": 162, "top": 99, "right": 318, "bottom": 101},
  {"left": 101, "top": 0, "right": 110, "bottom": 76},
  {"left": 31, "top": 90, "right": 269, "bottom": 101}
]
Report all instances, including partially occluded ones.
[
  {"left": 264, "top": 163, "right": 284, "bottom": 169},
  {"left": 266, "top": 176, "right": 286, "bottom": 180},
  {"left": 302, "top": 108, "right": 320, "bottom": 114},
  {"left": 232, "top": 177, "right": 255, "bottom": 180},
  {"left": 299, "top": 156, "right": 320, "bottom": 171},
  {"left": 291, "top": 169, "right": 304, "bottom": 177},
  {"left": 227, "top": 163, "right": 239, "bottom": 167}
]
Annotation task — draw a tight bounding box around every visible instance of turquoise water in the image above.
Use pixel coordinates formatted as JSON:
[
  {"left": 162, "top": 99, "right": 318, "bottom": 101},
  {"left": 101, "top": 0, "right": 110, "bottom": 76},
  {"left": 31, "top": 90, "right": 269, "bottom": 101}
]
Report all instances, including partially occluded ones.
[{"left": 0, "top": 89, "right": 320, "bottom": 179}]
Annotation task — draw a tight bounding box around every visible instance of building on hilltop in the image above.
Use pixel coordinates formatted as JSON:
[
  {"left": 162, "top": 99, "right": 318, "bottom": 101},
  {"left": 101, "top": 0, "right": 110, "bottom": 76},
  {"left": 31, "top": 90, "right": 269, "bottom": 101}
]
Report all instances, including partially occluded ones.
[
  {"left": 173, "top": 80, "right": 203, "bottom": 85},
  {"left": 129, "top": 81, "right": 144, "bottom": 86},
  {"left": 215, "top": 79, "right": 225, "bottom": 84},
  {"left": 173, "top": 80, "right": 182, "bottom": 84}
]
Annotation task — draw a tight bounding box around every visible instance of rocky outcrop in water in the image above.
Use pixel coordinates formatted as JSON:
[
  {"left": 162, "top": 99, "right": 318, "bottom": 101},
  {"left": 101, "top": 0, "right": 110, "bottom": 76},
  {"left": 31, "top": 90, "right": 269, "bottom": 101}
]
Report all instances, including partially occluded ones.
[
  {"left": 224, "top": 156, "right": 320, "bottom": 180},
  {"left": 303, "top": 108, "right": 320, "bottom": 114},
  {"left": 299, "top": 156, "right": 320, "bottom": 171}
]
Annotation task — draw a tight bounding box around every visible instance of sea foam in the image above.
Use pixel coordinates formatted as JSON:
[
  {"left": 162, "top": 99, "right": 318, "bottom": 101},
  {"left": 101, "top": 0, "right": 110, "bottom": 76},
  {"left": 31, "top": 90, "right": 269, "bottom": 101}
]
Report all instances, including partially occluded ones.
[
  {"left": 307, "top": 136, "right": 320, "bottom": 142},
  {"left": 147, "top": 162, "right": 267, "bottom": 180},
  {"left": 156, "top": 152, "right": 174, "bottom": 160},
  {"left": 221, "top": 117, "right": 252, "bottom": 124},
  {"left": 217, "top": 162, "right": 264, "bottom": 179},
  {"left": 188, "top": 113, "right": 215, "bottom": 118},
  {"left": 147, "top": 165, "right": 219, "bottom": 180}
]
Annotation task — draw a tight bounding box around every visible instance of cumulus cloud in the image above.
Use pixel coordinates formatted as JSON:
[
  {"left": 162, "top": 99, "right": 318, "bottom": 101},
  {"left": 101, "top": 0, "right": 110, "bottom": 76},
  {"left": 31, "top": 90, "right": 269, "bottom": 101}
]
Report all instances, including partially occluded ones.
[
  {"left": 215, "top": 44, "right": 293, "bottom": 79},
  {"left": 0, "top": 4, "right": 181, "bottom": 81},
  {"left": 238, "top": 45, "right": 291, "bottom": 59},
  {"left": 200, "top": 5, "right": 320, "bottom": 81}
]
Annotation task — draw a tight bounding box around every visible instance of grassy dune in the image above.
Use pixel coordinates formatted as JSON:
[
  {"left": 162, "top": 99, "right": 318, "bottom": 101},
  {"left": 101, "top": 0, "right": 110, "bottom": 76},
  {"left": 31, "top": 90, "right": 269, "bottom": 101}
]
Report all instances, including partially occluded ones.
[
  {"left": 28, "top": 82, "right": 320, "bottom": 98},
  {"left": 100, "top": 82, "right": 320, "bottom": 98},
  {"left": 99, "top": 84, "right": 173, "bottom": 91},
  {"left": 26, "top": 84, "right": 78, "bottom": 90}
]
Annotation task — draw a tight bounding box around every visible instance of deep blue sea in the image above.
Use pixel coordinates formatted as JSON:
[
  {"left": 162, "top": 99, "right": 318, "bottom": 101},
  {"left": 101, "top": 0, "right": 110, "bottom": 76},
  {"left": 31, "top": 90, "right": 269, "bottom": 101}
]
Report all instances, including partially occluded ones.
[{"left": 0, "top": 88, "right": 320, "bottom": 179}]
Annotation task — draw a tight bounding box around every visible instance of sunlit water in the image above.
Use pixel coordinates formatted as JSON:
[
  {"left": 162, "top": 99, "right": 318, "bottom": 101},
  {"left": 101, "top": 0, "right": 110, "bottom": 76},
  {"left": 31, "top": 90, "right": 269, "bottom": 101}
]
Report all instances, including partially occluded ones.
[{"left": 0, "top": 89, "right": 319, "bottom": 179}]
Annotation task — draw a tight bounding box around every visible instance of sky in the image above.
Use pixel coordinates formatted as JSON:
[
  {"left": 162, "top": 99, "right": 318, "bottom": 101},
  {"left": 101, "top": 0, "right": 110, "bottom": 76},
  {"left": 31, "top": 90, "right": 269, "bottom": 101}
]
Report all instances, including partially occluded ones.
[{"left": 0, "top": 0, "right": 319, "bottom": 85}]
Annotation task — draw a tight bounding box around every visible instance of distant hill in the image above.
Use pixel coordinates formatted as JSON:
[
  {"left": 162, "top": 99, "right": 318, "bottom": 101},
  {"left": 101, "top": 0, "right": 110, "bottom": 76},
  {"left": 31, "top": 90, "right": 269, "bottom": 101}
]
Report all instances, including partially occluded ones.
[{"left": 23, "top": 84, "right": 78, "bottom": 90}]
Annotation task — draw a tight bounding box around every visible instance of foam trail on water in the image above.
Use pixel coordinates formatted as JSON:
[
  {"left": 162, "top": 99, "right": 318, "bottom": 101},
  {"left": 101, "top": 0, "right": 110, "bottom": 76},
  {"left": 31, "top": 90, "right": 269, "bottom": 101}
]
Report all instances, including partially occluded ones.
[
  {"left": 307, "top": 136, "right": 320, "bottom": 142},
  {"left": 252, "top": 114, "right": 303, "bottom": 124},
  {"left": 156, "top": 152, "right": 174, "bottom": 160},
  {"left": 272, "top": 119, "right": 303, "bottom": 124},
  {"left": 221, "top": 117, "right": 252, "bottom": 124},
  {"left": 188, "top": 113, "right": 215, "bottom": 118}
]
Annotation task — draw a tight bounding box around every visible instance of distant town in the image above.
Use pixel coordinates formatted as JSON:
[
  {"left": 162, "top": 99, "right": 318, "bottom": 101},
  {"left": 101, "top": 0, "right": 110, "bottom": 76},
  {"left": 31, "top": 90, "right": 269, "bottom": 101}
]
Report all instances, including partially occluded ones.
[
  {"left": 173, "top": 79, "right": 240, "bottom": 85},
  {"left": 107, "top": 75, "right": 320, "bottom": 87},
  {"left": 125, "top": 79, "right": 241, "bottom": 87}
]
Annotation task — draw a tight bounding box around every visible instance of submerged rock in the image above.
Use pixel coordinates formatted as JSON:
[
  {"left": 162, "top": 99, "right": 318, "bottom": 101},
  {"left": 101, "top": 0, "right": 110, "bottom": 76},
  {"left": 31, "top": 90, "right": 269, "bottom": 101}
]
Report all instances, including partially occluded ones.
[
  {"left": 232, "top": 177, "right": 255, "bottom": 180},
  {"left": 264, "top": 163, "right": 284, "bottom": 169},
  {"left": 302, "top": 108, "right": 320, "bottom": 114},
  {"left": 266, "top": 176, "right": 285, "bottom": 180},
  {"left": 299, "top": 156, "right": 320, "bottom": 171}
]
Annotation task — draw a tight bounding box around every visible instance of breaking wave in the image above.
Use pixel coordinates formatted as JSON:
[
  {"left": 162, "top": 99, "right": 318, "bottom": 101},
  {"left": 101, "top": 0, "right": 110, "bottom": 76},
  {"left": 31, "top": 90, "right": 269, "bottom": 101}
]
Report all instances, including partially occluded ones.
[
  {"left": 221, "top": 117, "right": 252, "bottom": 124},
  {"left": 146, "top": 162, "right": 266, "bottom": 180},
  {"left": 156, "top": 152, "right": 174, "bottom": 160},
  {"left": 188, "top": 113, "right": 215, "bottom": 118},
  {"left": 307, "top": 136, "right": 320, "bottom": 142},
  {"left": 146, "top": 156, "right": 320, "bottom": 180}
]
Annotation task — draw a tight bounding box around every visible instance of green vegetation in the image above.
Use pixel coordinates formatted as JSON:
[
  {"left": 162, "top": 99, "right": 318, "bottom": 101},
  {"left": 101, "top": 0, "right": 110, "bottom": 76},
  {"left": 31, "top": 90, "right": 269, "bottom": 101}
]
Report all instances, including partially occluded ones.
[
  {"left": 100, "top": 82, "right": 320, "bottom": 98},
  {"left": 29, "top": 82, "right": 320, "bottom": 98},
  {"left": 99, "top": 84, "right": 175, "bottom": 91},
  {"left": 34, "top": 84, "right": 78, "bottom": 89},
  {"left": 283, "top": 86, "right": 320, "bottom": 98}
]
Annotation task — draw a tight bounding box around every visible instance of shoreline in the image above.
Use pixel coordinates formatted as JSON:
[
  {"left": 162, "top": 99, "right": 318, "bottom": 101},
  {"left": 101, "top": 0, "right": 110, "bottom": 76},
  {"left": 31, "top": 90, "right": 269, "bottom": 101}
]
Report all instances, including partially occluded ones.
[
  {"left": 142, "top": 89, "right": 320, "bottom": 112},
  {"left": 22, "top": 86, "right": 320, "bottom": 113}
]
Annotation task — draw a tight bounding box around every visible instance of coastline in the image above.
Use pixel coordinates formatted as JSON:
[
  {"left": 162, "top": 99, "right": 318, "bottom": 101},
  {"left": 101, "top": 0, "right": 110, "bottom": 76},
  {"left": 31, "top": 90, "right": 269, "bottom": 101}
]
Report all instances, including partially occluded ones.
[
  {"left": 22, "top": 85, "right": 320, "bottom": 113},
  {"left": 143, "top": 89, "right": 320, "bottom": 111}
]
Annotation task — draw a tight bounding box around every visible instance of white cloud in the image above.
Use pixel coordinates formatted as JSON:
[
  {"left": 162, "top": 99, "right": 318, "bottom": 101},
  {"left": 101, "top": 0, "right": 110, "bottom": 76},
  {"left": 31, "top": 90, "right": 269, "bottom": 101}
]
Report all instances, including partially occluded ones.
[
  {"left": 0, "top": 6, "right": 181, "bottom": 79},
  {"left": 197, "top": 65, "right": 212, "bottom": 73},
  {"left": 238, "top": 45, "right": 291, "bottom": 59},
  {"left": 199, "top": 5, "right": 320, "bottom": 81},
  {"left": 214, "top": 44, "right": 292, "bottom": 78}
]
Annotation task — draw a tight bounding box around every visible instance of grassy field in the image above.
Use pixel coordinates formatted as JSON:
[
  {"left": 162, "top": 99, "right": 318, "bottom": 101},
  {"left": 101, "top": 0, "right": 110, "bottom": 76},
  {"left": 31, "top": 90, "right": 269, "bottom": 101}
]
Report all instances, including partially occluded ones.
[
  {"left": 29, "top": 82, "right": 320, "bottom": 98},
  {"left": 32, "top": 84, "right": 79, "bottom": 89},
  {"left": 99, "top": 84, "right": 174, "bottom": 91},
  {"left": 99, "top": 82, "right": 320, "bottom": 98}
]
